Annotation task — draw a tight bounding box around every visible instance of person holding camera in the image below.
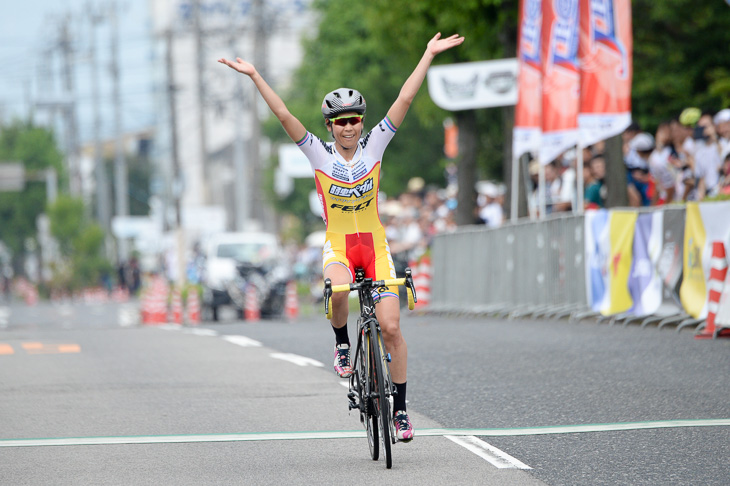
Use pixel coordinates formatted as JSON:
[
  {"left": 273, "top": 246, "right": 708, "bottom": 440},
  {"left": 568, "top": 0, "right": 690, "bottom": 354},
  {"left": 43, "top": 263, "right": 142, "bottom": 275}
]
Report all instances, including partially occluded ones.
[{"left": 692, "top": 111, "right": 723, "bottom": 199}]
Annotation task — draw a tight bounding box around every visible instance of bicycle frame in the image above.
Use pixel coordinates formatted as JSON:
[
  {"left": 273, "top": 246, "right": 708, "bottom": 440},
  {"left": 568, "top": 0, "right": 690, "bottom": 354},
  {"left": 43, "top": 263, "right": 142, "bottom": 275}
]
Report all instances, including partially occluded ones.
[{"left": 323, "top": 267, "right": 417, "bottom": 469}]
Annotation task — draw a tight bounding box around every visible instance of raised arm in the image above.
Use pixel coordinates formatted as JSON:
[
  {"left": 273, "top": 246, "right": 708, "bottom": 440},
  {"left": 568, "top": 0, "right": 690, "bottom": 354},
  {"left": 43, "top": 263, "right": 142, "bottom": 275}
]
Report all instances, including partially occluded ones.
[
  {"left": 218, "top": 57, "right": 307, "bottom": 143},
  {"left": 386, "top": 33, "right": 465, "bottom": 129}
]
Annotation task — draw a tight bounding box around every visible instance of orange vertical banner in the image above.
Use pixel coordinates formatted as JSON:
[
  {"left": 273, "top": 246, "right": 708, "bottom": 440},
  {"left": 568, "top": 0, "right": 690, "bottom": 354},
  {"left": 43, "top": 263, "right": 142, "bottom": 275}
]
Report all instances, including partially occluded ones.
[
  {"left": 513, "top": 0, "right": 543, "bottom": 158},
  {"left": 578, "top": 0, "right": 633, "bottom": 146},
  {"left": 540, "top": 0, "right": 580, "bottom": 165}
]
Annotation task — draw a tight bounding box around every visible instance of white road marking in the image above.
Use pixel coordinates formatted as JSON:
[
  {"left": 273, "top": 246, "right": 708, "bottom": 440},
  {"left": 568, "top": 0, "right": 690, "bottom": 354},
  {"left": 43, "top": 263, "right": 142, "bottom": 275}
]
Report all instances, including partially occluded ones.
[
  {"left": 158, "top": 324, "right": 183, "bottom": 331},
  {"left": 222, "top": 335, "right": 262, "bottom": 347},
  {"left": 183, "top": 328, "right": 218, "bottom": 337},
  {"left": 445, "top": 435, "right": 531, "bottom": 469},
  {"left": 58, "top": 305, "right": 73, "bottom": 317},
  {"left": 118, "top": 306, "right": 139, "bottom": 327},
  {"left": 270, "top": 352, "right": 324, "bottom": 367},
  {"left": 0, "top": 306, "right": 9, "bottom": 327}
]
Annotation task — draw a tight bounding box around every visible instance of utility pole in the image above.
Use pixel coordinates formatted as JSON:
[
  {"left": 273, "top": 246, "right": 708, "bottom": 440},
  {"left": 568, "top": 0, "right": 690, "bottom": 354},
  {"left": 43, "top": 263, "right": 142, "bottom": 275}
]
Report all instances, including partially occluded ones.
[
  {"left": 58, "top": 15, "right": 81, "bottom": 196},
  {"left": 89, "top": 5, "right": 111, "bottom": 233},
  {"left": 194, "top": 0, "right": 209, "bottom": 205},
  {"left": 229, "top": 7, "right": 250, "bottom": 231},
  {"left": 165, "top": 29, "right": 186, "bottom": 288},
  {"left": 110, "top": 0, "right": 129, "bottom": 261},
  {"left": 251, "top": 0, "right": 271, "bottom": 228}
]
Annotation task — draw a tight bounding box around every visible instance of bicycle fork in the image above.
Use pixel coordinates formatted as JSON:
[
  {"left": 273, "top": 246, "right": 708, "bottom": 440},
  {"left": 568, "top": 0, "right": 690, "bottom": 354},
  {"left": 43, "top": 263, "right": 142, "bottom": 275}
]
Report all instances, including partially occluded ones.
[
  {"left": 348, "top": 321, "right": 381, "bottom": 414},
  {"left": 348, "top": 321, "right": 397, "bottom": 408}
]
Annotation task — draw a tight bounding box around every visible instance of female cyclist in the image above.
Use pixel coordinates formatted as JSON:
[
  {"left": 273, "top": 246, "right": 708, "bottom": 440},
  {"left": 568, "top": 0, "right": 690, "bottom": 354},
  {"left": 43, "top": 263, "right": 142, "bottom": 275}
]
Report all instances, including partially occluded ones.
[{"left": 219, "top": 32, "right": 464, "bottom": 442}]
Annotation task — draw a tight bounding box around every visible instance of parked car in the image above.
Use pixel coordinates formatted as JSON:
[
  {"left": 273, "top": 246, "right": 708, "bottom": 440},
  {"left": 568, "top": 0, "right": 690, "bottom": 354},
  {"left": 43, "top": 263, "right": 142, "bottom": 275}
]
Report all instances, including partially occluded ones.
[{"left": 201, "top": 232, "right": 290, "bottom": 321}]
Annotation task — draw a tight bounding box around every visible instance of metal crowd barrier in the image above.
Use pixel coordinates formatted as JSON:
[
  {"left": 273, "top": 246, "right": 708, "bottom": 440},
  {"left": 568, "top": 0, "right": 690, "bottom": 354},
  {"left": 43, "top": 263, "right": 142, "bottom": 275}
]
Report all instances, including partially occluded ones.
[{"left": 430, "top": 213, "right": 588, "bottom": 318}]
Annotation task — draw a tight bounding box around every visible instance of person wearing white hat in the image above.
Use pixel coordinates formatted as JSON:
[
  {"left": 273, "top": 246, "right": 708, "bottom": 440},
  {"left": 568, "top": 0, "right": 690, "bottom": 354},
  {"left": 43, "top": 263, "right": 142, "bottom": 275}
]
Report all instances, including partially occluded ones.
[
  {"left": 476, "top": 181, "right": 504, "bottom": 228},
  {"left": 714, "top": 108, "right": 730, "bottom": 161},
  {"left": 625, "top": 132, "right": 655, "bottom": 206}
]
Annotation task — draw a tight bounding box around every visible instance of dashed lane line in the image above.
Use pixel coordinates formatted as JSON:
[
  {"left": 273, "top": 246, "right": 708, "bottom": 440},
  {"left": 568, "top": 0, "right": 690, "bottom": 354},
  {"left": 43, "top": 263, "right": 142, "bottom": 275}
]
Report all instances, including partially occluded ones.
[
  {"left": 222, "top": 335, "right": 262, "bottom": 347},
  {"left": 269, "top": 352, "right": 324, "bottom": 367},
  {"left": 1, "top": 419, "right": 727, "bottom": 448},
  {"left": 445, "top": 435, "right": 531, "bottom": 469}
]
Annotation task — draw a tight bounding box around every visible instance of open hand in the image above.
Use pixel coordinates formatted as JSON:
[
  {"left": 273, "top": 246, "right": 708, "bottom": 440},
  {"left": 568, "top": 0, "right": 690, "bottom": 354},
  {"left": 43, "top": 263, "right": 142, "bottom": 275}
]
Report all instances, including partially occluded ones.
[
  {"left": 217, "top": 57, "right": 256, "bottom": 76},
  {"left": 427, "top": 33, "right": 465, "bottom": 56}
]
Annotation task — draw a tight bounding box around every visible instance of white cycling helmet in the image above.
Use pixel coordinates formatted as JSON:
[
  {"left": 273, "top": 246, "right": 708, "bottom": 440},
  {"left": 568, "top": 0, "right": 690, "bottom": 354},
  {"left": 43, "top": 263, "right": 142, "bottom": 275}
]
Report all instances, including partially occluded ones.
[{"left": 321, "top": 88, "right": 366, "bottom": 119}]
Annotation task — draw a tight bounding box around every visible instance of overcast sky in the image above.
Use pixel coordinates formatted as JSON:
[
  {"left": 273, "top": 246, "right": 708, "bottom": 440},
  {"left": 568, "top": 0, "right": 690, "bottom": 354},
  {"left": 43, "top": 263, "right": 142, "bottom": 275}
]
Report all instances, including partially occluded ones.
[{"left": 0, "top": 0, "right": 155, "bottom": 144}]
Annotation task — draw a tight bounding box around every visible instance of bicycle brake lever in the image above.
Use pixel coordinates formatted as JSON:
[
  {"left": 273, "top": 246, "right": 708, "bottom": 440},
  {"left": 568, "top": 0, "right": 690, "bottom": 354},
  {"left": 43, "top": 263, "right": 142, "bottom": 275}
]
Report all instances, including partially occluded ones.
[{"left": 404, "top": 267, "right": 417, "bottom": 303}]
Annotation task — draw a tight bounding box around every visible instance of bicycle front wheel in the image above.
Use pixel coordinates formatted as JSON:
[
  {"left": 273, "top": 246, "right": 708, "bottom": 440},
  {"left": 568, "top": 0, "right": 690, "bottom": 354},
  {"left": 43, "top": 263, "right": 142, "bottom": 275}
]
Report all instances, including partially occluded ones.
[
  {"left": 369, "top": 323, "right": 392, "bottom": 469},
  {"left": 362, "top": 328, "right": 379, "bottom": 461}
]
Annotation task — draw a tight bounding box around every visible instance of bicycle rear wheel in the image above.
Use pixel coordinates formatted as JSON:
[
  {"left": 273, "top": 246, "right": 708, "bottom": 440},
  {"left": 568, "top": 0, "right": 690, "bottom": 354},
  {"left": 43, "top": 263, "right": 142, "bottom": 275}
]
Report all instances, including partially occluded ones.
[{"left": 369, "top": 323, "right": 392, "bottom": 469}]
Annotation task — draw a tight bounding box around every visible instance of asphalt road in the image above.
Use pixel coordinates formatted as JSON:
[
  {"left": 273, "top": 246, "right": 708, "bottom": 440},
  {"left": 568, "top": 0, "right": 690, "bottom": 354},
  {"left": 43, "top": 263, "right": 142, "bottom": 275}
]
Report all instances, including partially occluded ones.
[{"left": 1, "top": 299, "right": 728, "bottom": 485}]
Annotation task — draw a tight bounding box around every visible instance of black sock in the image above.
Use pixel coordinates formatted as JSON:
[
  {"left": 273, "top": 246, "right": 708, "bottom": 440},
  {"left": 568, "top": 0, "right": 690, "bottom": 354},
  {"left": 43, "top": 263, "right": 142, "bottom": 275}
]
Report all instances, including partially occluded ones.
[
  {"left": 332, "top": 323, "right": 349, "bottom": 346},
  {"left": 393, "top": 382, "right": 407, "bottom": 413}
]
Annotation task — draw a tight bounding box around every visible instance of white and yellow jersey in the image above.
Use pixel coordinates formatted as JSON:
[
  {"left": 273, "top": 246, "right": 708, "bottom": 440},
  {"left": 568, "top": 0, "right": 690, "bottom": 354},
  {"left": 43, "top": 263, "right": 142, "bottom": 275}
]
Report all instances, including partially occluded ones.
[{"left": 296, "top": 116, "right": 399, "bottom": 288}]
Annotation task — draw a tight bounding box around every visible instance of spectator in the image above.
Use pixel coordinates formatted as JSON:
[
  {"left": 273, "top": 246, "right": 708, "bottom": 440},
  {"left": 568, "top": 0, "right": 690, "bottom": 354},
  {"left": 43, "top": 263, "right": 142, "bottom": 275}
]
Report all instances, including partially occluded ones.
[
  {"left": 622, "top": 121, "right": 641, "bottom": 156},
  {"left": 714, "top": 108, "right": 730, "bottom": 161},
  {"left": 625, "top": 132, "right": 654, "bottom": 206},
  {"left": 545, "top": 161, "right": 567, "bottom": 213},
  {"left": 585, "top": 155, "right": 607, "bottom": 209},
  {"left": 127, "top": 256, "right": 141, "bottom": 295},
  {"left": 693, "top": 111, "right": 723, "bottom": 199},
  {"left": 718, "top": 153, "right": 730, "bottom": 196},
  {"left": 477, "top": 181, "right": 504, "bottom": 228},
  {"left": 555, "top": 149, "right": 577, "bottom": 213},
  {"left": 582, "top": 154, "right": 595, "bottom": 206},
  {"left": 679, "top": 107, "right": 701, "bottom": 156},
  {"left": 649, "top": 121, "right": 678, "bottom": 204},
  {"left": 528, "top": 159, "right": 568, "bottom": 217},
  {"left": 670, "top": 116, "right": 697, "bottom": 201}
]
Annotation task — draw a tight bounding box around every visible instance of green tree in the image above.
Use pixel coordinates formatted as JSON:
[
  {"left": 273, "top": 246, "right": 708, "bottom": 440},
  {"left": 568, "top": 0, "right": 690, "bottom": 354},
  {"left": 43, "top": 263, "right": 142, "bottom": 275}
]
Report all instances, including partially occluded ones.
[
  {"left": 267, "top": 0, "right": 730, "bottom": 223},
  {"left": 47, "top": 195, "right": 113, "bottom": 291},
  {"left": 0, "top": 120, "right": 64, "bottom": 273},
  {"left": 632, "top": 0, "right": 730, "bottom": 130},
  {"left": 264, "top": 0, "right": 516, "bottom": 226},
  {"left": 363, "top": 0, "right": 518, "bottom": 223}
]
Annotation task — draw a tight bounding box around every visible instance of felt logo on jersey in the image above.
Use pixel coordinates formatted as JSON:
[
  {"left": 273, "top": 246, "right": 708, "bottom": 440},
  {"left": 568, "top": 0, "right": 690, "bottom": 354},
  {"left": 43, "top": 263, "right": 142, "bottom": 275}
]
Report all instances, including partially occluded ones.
[
  {"left": 328, "top": 178, "right": 374, "bottom": 198},
  {"left": 330, "top": 197, "right": 375, "bottom": 212}
]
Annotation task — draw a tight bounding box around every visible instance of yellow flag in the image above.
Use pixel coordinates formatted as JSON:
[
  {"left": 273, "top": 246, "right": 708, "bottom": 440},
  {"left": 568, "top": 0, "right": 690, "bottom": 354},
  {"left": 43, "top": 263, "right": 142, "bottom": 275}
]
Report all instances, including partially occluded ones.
[
  {"left": 605, "top": 211, "right": 637, "bottom": 315},
  {"left": 680, "top": 202, "right": 707, "bottom": 318}
]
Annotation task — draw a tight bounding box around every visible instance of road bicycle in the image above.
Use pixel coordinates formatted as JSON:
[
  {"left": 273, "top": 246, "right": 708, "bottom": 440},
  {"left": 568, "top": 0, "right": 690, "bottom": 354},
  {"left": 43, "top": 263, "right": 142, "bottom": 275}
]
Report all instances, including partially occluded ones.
[{"left": 323, "top": 267, "right": 417, "bottom": 469}]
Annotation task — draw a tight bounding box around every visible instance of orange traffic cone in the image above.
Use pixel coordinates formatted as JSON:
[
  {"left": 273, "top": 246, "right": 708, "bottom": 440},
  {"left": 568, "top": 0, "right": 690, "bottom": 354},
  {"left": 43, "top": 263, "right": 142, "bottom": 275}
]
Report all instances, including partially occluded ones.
[
  {"left": 186, "top": 289, "right": 201, "bottom": 325},
  {"left": 142, "top": 277, "right": 168, "bottom": 325},
  {"left": 414, "top": 255, "right": 431, "bottom": 309},
  {"left": 697, "top": 241, "right": 729, "bottom": 339},
  {"left": 285, "top": 280, "right": 299, "bottom": 321},
  {"left": 171, "top": 287, "right": 183, "bottom": 324},
  {"left": 140, "top": 288, "right": 150, "bottom": 323},
  {"left": 244, "top": 285, "right": 260, "bottom": 322}
]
